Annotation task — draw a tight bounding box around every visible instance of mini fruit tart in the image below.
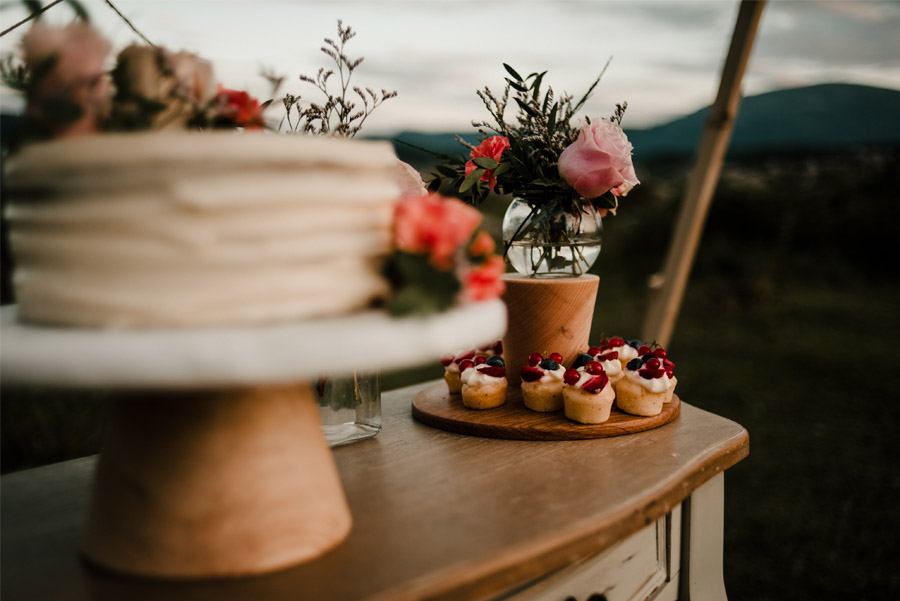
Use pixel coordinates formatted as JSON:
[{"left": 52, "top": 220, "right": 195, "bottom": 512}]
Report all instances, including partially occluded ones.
[
  {"left": 520, "top": 352, "right": 566, "bottom": 412},
  {"left": 562, "top": 360, "right": 616, "bottom": 424},
  {"left": 460, "top": 356, "right": 508, "bottom": 409},
  {"left": 441, "top": 350, "right": 476, "bottom": 395},
  {"left": 613, "top": 347, "right": 677, "bottom": 416},
  {"left": 592, "top": 336, "right": 640, "bottom": 368}
]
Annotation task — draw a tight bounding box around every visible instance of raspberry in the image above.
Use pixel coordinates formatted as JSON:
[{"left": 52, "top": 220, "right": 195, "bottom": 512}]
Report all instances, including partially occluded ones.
[
  {"left": 663, "top": 359, "right": 676, "bottom": 371},
  {"left": 598, "top": 351, "right": 619, "bottom": 362},
  {"left": 440, "top": 356, "right": 454, "bottom": 366},
  {"left": 587, "top": 346, "right": 603, "bottom": 356},
  {"left": 585, "top": 360, "right": 606, "bottom": 375},
  {"left": 458, "top": 359, "right": 475, "bottom": 372},
  {"left": 645, "top": 358, "right": 661, "bottom": 371},
  {"left": 563, "top": 368, "right": 581, "bottom": 385},
  {"left": 582, "top": 374, "right": 609, "bottom": 393},
  {"left": 520, "top": 365, "right": 544, "bottom": 382},
  {"left": 637, "top": 345, "right": 652, "bottom": 355},
  {"left": 474, "top": 355, "right": 488, "bottom": 365},
  {"left": 549, "top": 352, "right": 564, "bottom": 363},
  {"left": 528, "top": 352, "right": 543, "bottom": 367},
  {"left": 653, "top": 347, "right": 668, "bottom": 359},
  {"left": 479, "top": 365, "right": 506, "bottom": 378},
  {"left": 609, "top": 336, "right": 625, "bottom": 348}
]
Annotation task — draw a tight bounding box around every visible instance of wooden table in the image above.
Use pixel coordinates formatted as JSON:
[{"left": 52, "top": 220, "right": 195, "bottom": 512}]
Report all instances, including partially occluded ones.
[{"left": 1, "top": 382, "right": 748, "bottom": 601}]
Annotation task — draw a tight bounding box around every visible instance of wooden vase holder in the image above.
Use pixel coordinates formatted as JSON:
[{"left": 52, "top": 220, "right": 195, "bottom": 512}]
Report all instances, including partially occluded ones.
[
  {"left": 501, "top": 274, "right": 599, "bottom": 386},
  {"left": 81, "top": 383, "right": 351, "bottom": 579}
]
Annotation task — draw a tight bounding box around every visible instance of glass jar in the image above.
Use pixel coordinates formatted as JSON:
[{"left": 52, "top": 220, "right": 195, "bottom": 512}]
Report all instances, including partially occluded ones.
[
  {"left": 502, "top": 198, "right": 603, "bottom": 278},
  {"left": 316, "top": 371, "right": 381, "bottom": 446}
]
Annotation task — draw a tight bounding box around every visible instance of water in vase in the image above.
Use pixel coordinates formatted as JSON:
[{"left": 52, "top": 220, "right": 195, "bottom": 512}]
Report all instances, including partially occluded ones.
[{"left": 316, "top": 371, "right": 381, "bottom": 446}]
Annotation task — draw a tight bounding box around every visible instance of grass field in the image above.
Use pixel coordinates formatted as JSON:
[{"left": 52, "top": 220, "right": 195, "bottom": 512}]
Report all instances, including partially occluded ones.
[{"left": 2, "top": 149, "right": 898, "bottom": 599}]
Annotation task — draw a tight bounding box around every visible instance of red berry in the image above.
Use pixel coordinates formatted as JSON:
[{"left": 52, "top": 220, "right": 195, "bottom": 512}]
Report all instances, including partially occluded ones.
[
  {"left": 521, "top": 365, "right": 544, "bottom": 382},
  {"left": 582, "top": 374, "right": 609, "bottom": 393},
  {"left": 564, "top": 368, "right": 581, "bottom": 385},
  {"left": 665, "top": 368, "right": 674, "bottom": 378},
  {"left": 585, "top": 360, "right": 606, "bottom": 375},
  {"left": 645, "top": 358, "right": 661, "bottom": 371},
  {"left": 637, "top": 345, "right": 652, "bottom": 355},
  {"left": 493, "top": 341, "right": 503, "bottom": 356},
  {"left": 587, "top": 346, "right": 603, "bottom": 356},
  {"left": 609, "top": 336, "right": 625, "bottom": 347},
  {"left": 598, "top": 338, "right": 609, "bottom": 347},
  {"left": 458, "top": 359, "right": 475, "bottom": 372},
  {"left": 457, "top": 350, "right": 475, "bottom": 362},
  {"left": 653, "top": 347, "right": 668, "bottom": 359},
  {"left": 528, "top": 352, "right": 543, "bottom": 366},
  {"left": 663, "top": 358, "right": 675, "bottom": 370},
  {"left": 639, "top": 368, "right": 664, "bottom": 379},
  {"left": 598, "top": 351, "right": 619, "bottom": 362},
  {"left": 440, "top": 356, "right": 454, "bottom": 366},
  {"left": 479, "top": 365, "right": 506, "bottom": 378},
  {"left": 474, "top": 355, "right": 488, "bottom": 365},
  {"left": 549, "top": 352, "right": 564, "bottom": 363}
]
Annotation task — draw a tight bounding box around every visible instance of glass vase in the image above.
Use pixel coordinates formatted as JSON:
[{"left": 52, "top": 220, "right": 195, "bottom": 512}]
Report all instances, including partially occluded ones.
[
  {"left": 502, "top": 198, "right": 602, "bottom": 277},
  {"left": 316, "top": 371, "right": 381, "bottom": 447}
]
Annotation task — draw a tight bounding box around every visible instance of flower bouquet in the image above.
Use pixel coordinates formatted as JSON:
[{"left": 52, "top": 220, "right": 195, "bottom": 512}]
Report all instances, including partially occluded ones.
[
  {"left": 429, "top": 63, "right": 640, "bottom": 380},
  {"left": 431, "top": 63, "right": 639, "bottom": 278}
]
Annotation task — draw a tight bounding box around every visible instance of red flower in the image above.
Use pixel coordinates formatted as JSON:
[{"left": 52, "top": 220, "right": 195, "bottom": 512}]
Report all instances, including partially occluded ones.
[
  {"left": 464, "top": 135, "right": 510, "bottom": 191},
  {"left": 216, "top": 87, "right": 264, "bottom": 129},
  {"left": 463, "top": 255, "right": 506, "bottom": 302},
  {"left": 394, "top": 193, "right": 483, "bottom": 269},
  {"left": 468, "top": 231, "right": 496, "bottom": 258}
]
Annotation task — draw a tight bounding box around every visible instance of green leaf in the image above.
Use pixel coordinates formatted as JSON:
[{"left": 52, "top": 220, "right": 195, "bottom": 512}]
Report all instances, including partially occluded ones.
[
  {"left": 503, "top": 63, "right": 524, "bottom": 82},
  {"left": 514, "top": 98, "right": 539, "bottom": 118},
  {"left": 473, "top": 156, "right": 498, "bottom": 170},
  {"left": 65, "top": 0, "right": 90, "bottom": 21},
  {"left": 547, "top": 102, "right": 558, "bottom": 132},
  {"left": 492, "top": 163, "right": 510, "bottom": 177},
  {"left": 531, "top": 71, "right": 546, "bottom": 101},
  {"left": 506, "top": 79, "right": 527, "bottom": 93},
  {"left": 459, "top": 168, "right": 484, "bottom": 193}
]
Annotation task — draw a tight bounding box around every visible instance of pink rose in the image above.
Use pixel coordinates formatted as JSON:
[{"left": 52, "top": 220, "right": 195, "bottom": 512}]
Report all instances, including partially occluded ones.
[
  {"left": 22, "top": 22, "right": 112, "bottom": 137},
  {"left": 394, "top": 193, "right": 483, "bottom": 269},
  {"left": 463, "top": 255, "right": 506, "bottom": 302},
  {"left": 395, "top": 160, "right": 427, "bottom": 198},
  {"left": 558, "top": 120, "right": 639, "bottom": 198},
  {"left": 464, "top": 135, "right": 510, "bottom": 191}
]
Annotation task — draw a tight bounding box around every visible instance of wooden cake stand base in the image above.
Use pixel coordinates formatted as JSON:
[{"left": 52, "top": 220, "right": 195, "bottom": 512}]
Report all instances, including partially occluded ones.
[
  {"left": 412, "top": 381, "right": 680, "bottom": 440},
  {"left": 82, "top": 384, "right": 351, "bottom": 579}
]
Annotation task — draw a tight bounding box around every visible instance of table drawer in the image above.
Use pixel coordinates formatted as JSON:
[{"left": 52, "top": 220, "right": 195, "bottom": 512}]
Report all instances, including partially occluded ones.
[{"left": 504, "top": 506, "right": 681, "bottom": 601}]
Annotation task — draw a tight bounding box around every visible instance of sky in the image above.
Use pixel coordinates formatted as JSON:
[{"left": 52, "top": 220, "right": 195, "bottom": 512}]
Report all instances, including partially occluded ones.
[{"left": 1, "top": 0, "right": 898, "bottom": 133}]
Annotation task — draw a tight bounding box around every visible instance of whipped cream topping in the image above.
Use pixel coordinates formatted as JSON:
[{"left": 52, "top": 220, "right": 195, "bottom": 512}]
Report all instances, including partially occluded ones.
[
  {"left": 538, "top": 365, "right": 566, "bottom": 384},
  {"left": 609, "top": 344, "right": 639, "bottom": 363},
  {"left": 462, "top": 365, "right": 504, "bottom": 386},
  {"left": 625, "top": 368, "right": 675, "bottom": 393},
  {"left": 593, "top": 355, "right": 622, "bottom": 377}
]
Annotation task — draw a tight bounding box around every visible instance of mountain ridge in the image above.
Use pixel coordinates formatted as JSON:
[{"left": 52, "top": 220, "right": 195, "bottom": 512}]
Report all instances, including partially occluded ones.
[{"left": 384, "top": 83, "right": 900, "bottom": 163}]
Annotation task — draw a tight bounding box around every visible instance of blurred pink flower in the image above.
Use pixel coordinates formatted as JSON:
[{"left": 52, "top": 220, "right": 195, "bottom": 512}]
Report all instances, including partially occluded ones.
[
  {"left": 468, "top": 230, "right": 496, "bottom": 258},
  {"left": 394, "top": 193, "right": 483, "bottom": 269},
  {"left": 395, "top": 160, "right": 427, "bottom": 197},
  {"left": 464, "top": 135, "right": 510, "bottom": 191},
  {"left": 558, "top": 120, "right": 639, "bottom": 198},
  {"left": 463, "top": 255, "right": 506, "bottom": 302},
  {"left": 22, "top": 22, "right": 112, "bottom": 136},
  {"left": 214, "top": 87, "right": 264, "bottom": 129}
]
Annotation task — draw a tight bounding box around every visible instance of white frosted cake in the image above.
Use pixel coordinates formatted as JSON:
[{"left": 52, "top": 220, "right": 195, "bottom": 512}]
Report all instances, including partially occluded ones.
[{"left": 5, "top": 132, "right": 401, "bottom": 327}]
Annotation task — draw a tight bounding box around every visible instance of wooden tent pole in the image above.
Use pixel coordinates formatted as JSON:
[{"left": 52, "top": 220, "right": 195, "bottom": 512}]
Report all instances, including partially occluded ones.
[{"left": 641, "top": 0, "right": 767, "bottom": 346}]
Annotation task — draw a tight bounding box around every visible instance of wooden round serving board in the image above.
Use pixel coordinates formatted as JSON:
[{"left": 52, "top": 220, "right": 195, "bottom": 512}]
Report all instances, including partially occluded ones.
[{"left": 412, "top": 381, "right": 681, "bottom": 441}]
